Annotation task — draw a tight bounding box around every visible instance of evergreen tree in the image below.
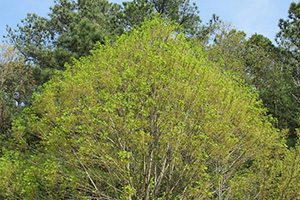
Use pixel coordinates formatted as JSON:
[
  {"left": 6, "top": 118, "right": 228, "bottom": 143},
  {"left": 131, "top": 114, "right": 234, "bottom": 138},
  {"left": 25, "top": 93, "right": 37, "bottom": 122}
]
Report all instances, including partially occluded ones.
[
  {"left": 118, "top": 0, "right": 202, "bottom": 36},
  {"left": 6, "top": 0, "right": 122, "bottom": 83},
  {"left": 275, "top": 2, "right": 300, "bottom": 142}
]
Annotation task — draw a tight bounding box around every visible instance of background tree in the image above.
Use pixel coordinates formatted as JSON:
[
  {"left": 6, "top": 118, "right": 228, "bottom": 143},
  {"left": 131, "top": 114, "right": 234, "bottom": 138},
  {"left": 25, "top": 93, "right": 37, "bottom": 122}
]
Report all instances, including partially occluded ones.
[
  {"left": 0, "top": 45, "right": 35, "bottom": 143},
  {"left": 245, "top": 34, "right": 299, "bottom": 144},
  {"left": 6, "top": 0, "right": 122, "bottom": 84},
  {"left": 276, "top": 1, "right": 300, "bottom": 71},
  {"left": 205, "top": 22, "right": 247, "bottom": 76},
  {"left": 118, "top": 0, "right": 202, "bottom": 36},
  {"left": 275, "top": 2, "right": 300, "bottom": 140}
]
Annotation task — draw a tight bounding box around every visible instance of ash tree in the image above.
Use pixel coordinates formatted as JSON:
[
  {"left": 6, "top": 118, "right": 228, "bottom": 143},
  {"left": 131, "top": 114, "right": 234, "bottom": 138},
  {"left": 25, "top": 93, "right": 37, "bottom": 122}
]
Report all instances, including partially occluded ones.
[{"left": 0, "top": 17, "right": 288, "bottom": 199}]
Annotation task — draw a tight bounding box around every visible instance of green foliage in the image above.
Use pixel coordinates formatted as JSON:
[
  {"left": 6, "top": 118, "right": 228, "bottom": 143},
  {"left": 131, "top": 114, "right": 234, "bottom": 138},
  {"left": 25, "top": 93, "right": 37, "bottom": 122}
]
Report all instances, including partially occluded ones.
[
  {"left": 0, "top": 45, "right": 35, "bottom": 146},
  {"left": 206, "top": 21, "right": 300, "bottom": 144},
  {"left": 246, "top": 34, "right": 300, "bottom": 143},
  {"left": 5, "top": 0, "right": 214, "bottom": 87},
  {"left": 2, "top": 17, "right": 286, "bottom": 199},
  {"left": 0, "top": 45, "right": 35, "bottom": 107},
  {"left": 274, "top": 2, "right": 300, "bottom": 142},
  {"left": 276, "top": 2, "right": 300, "bottom": 61},
  {"left": 118, "top": 0, "right": 201, "bottom": 36},
  {"left": 1, "top": 2, "right": 300, "bottom": 199},
  {"left": 0, "top": 148, "right": 78, "bottom": 199},
  {"left": 0, "top": 94, "right": 17, "bottom": 142},
  {"left": 6, "top": 0, "right": 123, "bottom": 83},
  {"left": 205, "top": 22, "right": 247, "bottom": 76}
]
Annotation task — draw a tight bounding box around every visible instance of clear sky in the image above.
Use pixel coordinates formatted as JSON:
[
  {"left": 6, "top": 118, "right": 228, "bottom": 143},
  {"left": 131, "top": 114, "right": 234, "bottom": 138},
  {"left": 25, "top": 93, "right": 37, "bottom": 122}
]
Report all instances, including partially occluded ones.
[{"left": 0, "top": 0, "right": 296, "bottom": 44}]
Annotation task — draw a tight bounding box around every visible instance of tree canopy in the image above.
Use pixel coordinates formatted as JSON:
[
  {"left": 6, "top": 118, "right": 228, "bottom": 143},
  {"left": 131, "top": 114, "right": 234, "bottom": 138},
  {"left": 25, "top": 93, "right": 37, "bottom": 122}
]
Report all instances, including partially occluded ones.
[{"left": 0, "top": 16, "right": 291, "bottom": 199}]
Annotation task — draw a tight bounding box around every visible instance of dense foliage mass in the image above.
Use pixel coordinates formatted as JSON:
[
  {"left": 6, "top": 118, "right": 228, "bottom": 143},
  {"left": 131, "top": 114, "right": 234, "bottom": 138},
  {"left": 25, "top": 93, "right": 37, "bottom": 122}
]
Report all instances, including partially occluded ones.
[
  {"left": 1, "top": 0, "right": 300, "bottom": 199},
  {"left": 0, "top": 17, "right": 299, "bottom": 199}
]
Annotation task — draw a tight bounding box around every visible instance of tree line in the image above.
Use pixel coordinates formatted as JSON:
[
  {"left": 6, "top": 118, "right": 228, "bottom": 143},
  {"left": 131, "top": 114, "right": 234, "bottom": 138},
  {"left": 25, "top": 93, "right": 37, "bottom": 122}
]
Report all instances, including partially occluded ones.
[{"left": 1, "top": 0, "right": 300, "bottom": 199}]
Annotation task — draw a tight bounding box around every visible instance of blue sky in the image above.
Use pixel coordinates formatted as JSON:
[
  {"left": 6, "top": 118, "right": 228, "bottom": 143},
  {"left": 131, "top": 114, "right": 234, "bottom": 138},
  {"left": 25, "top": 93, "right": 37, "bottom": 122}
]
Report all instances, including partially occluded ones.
[{"left": 0, "top": 0, "right": 296, "bottom": 44}]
